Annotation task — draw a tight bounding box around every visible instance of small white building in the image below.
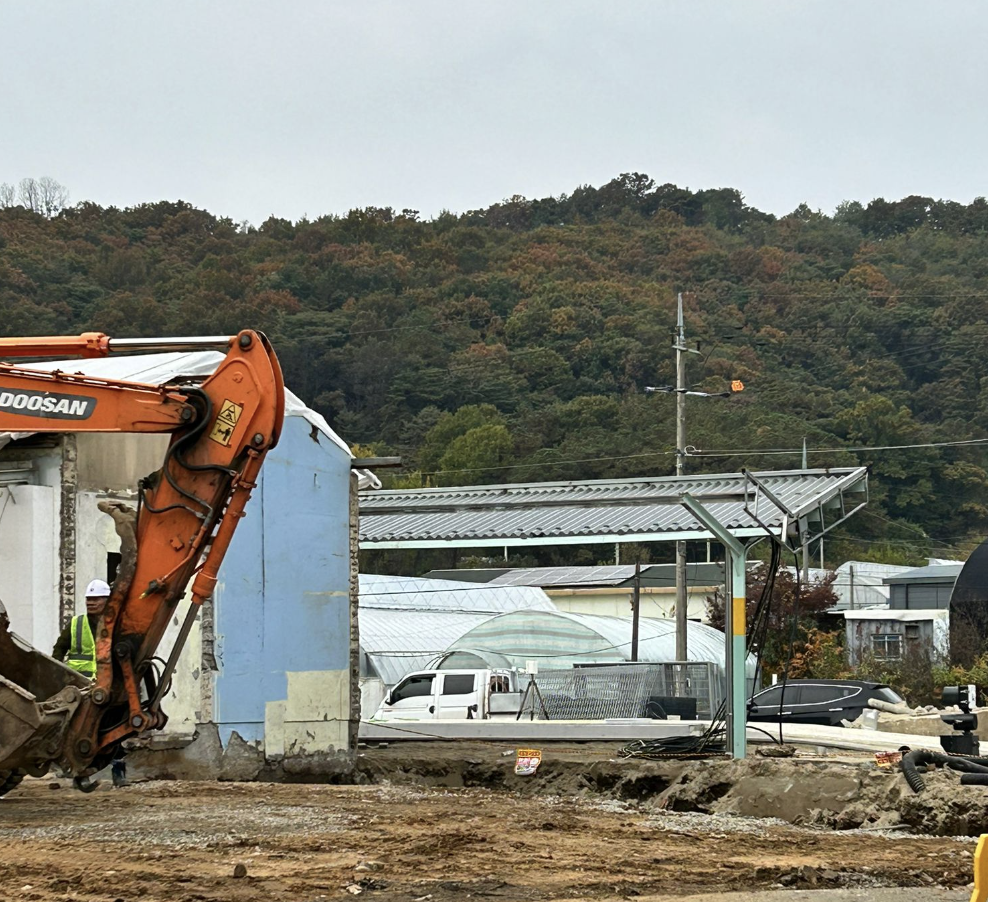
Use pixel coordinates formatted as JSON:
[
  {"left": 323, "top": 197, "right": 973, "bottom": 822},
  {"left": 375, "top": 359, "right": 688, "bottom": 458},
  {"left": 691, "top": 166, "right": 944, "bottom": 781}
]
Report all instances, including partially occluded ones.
[{"left": 844, "top": 608, "right": 949, "bottom": 665}]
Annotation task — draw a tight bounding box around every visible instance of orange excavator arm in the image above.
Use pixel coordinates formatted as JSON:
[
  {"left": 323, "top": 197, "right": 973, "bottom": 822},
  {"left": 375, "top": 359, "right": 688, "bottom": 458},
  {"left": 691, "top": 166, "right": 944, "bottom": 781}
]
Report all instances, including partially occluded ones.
[{"left": 0, "top": 330, "right": 285, "bottom": 781}]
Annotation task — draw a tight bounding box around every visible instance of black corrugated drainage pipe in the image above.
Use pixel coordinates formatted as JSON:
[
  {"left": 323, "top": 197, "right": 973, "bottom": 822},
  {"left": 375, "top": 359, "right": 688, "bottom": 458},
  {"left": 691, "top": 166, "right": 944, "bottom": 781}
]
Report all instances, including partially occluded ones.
[{"left": 900, "top": 748, "right": 988, "bottom": 793}]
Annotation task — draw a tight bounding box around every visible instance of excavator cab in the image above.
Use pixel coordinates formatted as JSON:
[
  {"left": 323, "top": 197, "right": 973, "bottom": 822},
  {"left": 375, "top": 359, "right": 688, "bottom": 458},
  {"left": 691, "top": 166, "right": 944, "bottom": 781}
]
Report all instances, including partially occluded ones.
[{"left": 0, "top": 331, "right": 284, "bottom": 794}]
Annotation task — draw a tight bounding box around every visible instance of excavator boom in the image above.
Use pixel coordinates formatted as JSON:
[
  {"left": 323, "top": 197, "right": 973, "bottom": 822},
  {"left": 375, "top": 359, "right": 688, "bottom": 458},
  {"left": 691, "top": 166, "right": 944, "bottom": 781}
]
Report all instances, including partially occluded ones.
[{"left": 0, "top": 330, "right": 284, "bottom": 787}]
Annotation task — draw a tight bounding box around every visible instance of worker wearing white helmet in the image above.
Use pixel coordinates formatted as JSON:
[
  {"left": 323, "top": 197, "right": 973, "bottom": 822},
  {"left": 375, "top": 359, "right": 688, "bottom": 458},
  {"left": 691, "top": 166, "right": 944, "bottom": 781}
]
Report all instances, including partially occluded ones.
[{"left": 52, "top": 578, "right": 112, "bottom": 679}]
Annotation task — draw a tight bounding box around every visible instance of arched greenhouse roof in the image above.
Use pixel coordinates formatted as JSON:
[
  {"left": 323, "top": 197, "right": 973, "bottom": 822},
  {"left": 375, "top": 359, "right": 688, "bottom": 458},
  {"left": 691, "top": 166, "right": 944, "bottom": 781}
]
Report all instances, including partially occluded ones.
[
  {"left": 357, "top": 574, "right": 555, "bottom": 684},
  {"left": 445, "top": 609, "right": 752, "bottom": 670}
]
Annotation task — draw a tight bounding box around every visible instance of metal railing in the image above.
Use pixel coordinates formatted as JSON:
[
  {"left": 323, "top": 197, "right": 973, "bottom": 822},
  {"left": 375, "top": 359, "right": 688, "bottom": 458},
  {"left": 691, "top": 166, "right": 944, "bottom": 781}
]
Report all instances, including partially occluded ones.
[{"left": 518, "top": 661, "right": 722, "bottom": 721}]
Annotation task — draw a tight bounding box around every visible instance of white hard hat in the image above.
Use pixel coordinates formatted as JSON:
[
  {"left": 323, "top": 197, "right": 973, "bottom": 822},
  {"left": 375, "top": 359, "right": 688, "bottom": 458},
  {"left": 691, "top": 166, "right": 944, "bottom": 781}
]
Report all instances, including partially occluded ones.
[{"left": 85, "top": 579, "right": 111, "bottom": 598}]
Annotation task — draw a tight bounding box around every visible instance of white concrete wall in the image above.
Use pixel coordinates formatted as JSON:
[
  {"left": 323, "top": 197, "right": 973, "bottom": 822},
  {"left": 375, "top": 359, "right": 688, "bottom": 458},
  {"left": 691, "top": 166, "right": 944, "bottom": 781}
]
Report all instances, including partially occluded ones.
[
  {"left": 74, "top": 490, "right": 125, "bottom": 612},
  {"left": 155, "top": 601, "right": 204, "bottom": 734},
  {"left": 76, "top": 433, "right": 169, "bottom": 493},
  {"left": 264, "top": 668, "right": 352, "bottom": 757},
  {"left": 548, "top": 587, "right": 711, "bottom": 622},
  {"left": 0, "top": 480, "right": 132, "bottom": 654},
  {"left": 0, "top": 484, "right": 59, "bottom": 651}
]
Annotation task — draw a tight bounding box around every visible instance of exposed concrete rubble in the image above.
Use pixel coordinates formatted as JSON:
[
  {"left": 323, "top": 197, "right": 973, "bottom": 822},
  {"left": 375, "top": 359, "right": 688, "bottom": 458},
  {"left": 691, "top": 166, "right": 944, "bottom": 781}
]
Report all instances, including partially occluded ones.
[
  {"left": 125, "top": 722, "right": 356, "bottom": 783},
  {"left": 57, "top": 434, "right": 77, "bottom": 631},
  {"left": 125, "top": 723, "right": 266, "bottom": 782}
]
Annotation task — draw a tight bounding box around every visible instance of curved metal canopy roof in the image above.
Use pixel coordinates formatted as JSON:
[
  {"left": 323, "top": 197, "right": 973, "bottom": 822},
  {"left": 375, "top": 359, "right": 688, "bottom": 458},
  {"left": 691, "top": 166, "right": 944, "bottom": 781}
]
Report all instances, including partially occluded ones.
[{"left": 359, "top": 467, "right": 868, "bottom": 549}]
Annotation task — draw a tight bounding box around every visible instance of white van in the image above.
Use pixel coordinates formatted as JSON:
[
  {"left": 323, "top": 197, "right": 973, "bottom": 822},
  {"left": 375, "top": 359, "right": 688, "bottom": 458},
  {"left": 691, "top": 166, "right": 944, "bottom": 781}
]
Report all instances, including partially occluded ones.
[{"left": 373, "top": 668, "right": 523, "bottom": 721}]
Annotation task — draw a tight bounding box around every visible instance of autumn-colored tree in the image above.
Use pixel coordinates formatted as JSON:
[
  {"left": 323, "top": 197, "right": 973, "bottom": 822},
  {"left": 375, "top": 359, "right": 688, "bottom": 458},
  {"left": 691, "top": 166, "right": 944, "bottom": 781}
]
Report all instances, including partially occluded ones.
[
  {"left": 707, "top": 564, "right": 839, "bottom": 677},
  {"left": 4, "top": 175, "right": 988, "bottom": 572}
]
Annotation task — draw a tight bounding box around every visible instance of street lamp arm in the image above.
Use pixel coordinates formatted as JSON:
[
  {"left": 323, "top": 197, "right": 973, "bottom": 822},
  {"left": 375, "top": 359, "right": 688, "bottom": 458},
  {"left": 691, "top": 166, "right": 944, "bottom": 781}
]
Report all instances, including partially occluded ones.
[{"left": 645, "top": 386, "right": 732, "bottom": 398}]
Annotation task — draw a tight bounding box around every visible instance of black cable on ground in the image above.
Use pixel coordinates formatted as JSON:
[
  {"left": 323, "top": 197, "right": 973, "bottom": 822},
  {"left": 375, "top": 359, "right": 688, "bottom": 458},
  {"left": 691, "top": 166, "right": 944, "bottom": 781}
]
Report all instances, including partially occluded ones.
[
  {"left": 620, "top": 542, "right": 783, "bottom": 760},
  {"left": 773, "top": 547, "right": 803, "bottom": 744}
]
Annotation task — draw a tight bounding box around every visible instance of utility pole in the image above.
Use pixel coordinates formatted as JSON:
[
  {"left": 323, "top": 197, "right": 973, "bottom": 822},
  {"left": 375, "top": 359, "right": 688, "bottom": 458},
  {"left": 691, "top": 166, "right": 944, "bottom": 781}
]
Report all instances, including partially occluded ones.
[
  {"left": 801, "top": 437, "right": 809, "bottom": 584},
  {"left": 631, "top": 560, "right": 641, "bottom": 662},
  {"left": 646, "top": 293, "right": 739, "bottom": 663},
  {"left": 675, "top": 293, "right": 688, "bottom": 662}
]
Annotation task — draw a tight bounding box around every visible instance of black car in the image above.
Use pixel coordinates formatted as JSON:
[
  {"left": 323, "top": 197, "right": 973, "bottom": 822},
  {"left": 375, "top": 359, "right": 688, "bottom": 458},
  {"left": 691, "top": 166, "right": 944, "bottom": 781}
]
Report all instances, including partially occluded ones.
[{"left": 747, "top": 679, "right": 906, "bottom": 727}]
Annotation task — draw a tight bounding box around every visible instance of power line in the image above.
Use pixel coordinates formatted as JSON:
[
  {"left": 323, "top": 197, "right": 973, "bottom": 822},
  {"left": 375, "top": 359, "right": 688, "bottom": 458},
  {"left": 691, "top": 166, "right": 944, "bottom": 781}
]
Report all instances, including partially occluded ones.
[
  {"left": 408, "top": 433, "right": 988, "bottom": 478},
  {"left": 689, "top": 437, "right": 988, "bottom": 459},
  {"left": 416, "top": 448, "right": 678, "bottom": 477},
  {"left": 858, "top": 508, "right": 930, "bottom": 536}
]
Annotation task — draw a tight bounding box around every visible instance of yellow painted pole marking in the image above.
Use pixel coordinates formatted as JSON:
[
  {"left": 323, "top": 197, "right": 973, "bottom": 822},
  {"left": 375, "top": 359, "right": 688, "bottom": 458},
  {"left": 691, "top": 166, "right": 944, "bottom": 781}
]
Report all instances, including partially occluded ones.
[
  {"left": 732, "top": 597, "right": 746, "bottom": 636},
  {"left": 971, "top": 834, "right": 988, "bottom": 902}
]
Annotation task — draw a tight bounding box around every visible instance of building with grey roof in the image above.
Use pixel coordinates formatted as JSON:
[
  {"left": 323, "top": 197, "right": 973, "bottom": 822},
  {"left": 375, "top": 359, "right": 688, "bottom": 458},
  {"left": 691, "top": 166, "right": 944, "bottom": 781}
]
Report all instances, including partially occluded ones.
[{"left": 885, "top": 562, "right": 963, "bottom": 610}]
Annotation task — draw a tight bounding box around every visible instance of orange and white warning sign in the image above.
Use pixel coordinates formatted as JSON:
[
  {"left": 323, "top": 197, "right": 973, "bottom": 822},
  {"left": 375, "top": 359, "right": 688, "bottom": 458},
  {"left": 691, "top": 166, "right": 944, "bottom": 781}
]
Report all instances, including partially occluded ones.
[{"left": 514, "top": 748, "right": 542, "bottom": 776}]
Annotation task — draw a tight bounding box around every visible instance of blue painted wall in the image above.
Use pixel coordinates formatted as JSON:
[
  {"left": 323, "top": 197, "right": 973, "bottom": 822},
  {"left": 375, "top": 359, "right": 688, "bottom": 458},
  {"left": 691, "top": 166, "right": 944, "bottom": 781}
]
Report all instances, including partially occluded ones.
[{"left": 211, "top": 417, "right": 351, "bottom": 745}]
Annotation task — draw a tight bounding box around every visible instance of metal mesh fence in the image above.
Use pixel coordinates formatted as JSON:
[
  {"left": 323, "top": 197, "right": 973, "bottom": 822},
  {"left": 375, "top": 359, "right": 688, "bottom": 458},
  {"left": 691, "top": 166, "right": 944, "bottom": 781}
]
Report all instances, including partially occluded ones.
[{"left": 519, "top": 662, "right": 722, "bottom": 721}]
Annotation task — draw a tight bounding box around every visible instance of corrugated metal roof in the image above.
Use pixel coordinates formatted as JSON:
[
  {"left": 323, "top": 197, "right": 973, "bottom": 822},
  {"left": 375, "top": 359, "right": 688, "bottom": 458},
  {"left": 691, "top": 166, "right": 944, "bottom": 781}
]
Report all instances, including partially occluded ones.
[
  {"left": 486, "top": 563, "right": 725, "bottom": 589},
  {"left": 489, "top": 565, "right": 635, "bottom": 587},
  {"left": 359, "top": 468, "right": 868, "bottom": 548},
  {"left": 884, "top": 563, "right": 963, "bottom": 584}
]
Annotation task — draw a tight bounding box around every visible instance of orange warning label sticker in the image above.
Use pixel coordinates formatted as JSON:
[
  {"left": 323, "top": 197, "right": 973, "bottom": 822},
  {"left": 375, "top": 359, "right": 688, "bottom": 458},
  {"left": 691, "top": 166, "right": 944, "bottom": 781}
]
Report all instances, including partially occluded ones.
[{"left": 208, "top": 399, "right": 243, "bottom": 446}]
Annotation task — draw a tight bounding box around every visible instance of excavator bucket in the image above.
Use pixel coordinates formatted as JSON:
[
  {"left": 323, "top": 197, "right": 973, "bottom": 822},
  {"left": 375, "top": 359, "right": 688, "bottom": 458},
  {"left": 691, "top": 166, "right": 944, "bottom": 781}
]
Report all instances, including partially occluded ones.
[{"left": 0, "top": 603, "right": 88, "bottom": 788}]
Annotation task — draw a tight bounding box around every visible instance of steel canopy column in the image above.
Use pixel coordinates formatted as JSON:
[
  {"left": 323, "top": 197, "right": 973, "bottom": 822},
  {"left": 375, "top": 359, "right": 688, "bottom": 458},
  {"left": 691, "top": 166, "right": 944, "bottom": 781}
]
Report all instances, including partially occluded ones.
[
  {"left": 681, "top": 494, "right": 748, "bottom": 758},
  {"left": 726, "top": 548, "right": 748, "bottom": 757}
]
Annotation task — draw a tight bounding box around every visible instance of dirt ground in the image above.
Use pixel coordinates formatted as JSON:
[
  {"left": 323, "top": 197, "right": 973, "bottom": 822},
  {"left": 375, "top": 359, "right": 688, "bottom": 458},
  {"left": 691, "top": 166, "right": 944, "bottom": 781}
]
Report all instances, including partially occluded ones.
[{"left": 0, "top": 775, "right": 976, "bottom": 902}]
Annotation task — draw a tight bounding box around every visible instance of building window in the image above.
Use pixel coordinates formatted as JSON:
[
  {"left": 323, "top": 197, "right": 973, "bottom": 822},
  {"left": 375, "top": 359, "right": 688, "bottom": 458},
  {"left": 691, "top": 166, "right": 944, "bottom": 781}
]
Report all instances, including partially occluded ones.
[{"left": 872, "top": 634, "right": 902, "bottom": 661}]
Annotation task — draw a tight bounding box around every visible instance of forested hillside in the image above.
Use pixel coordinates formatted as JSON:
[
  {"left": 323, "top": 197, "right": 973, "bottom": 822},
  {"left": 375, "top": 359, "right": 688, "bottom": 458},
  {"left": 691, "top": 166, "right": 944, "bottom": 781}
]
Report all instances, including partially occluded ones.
[{"left": 4, "top": 173, "right": 988, "bottom": 565}]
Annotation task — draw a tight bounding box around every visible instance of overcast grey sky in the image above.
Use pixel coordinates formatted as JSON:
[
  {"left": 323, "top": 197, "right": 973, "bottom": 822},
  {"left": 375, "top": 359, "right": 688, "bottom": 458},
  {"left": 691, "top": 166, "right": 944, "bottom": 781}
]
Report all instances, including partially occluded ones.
[{"left": 3, "top": 2, "right": 986, "bottom": 224}]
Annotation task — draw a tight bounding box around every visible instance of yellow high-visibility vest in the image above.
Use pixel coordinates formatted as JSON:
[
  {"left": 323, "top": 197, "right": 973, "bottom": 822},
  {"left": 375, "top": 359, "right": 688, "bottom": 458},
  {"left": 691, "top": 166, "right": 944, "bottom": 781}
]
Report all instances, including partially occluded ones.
[{"left": 67, "top": 614, "right": 96, "bottom": 679}]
